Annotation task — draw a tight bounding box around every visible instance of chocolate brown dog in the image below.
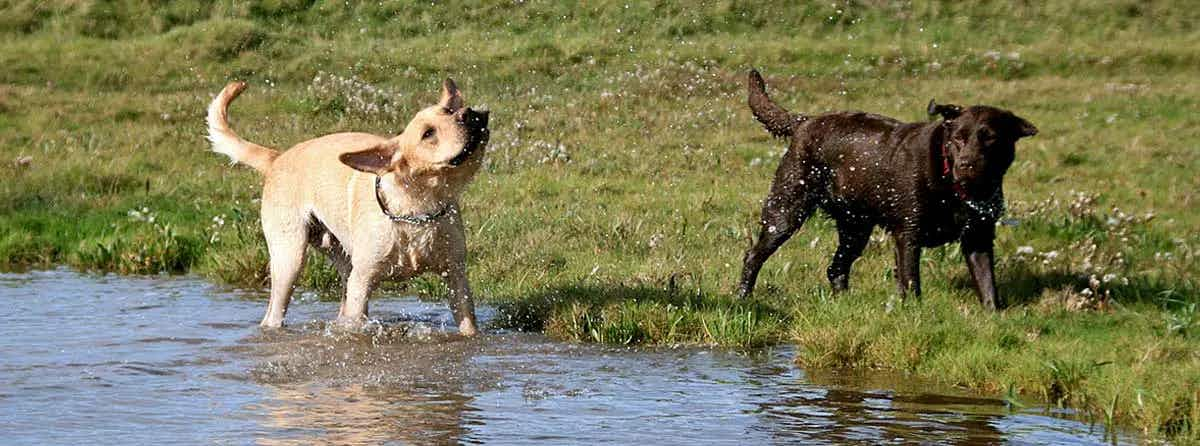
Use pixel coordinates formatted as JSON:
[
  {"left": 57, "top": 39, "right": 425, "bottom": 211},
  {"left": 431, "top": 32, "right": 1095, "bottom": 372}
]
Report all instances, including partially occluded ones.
[{"left": 737, "top": 69, "right": 1037, "bottom": 309}]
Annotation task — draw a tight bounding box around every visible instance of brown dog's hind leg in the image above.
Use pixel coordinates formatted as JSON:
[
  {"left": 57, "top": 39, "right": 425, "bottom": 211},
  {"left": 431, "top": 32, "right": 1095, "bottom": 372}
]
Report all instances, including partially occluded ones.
[
  {"left": 827, "top": 221, "right": 872, "bottom": 292},
  {"left": 738, "top": 185, "right": 818, "bottom": 298}
]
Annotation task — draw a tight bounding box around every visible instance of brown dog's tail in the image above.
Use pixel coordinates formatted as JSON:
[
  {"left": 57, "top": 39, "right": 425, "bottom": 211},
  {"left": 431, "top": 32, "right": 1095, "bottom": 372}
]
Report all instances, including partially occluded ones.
[
  {"left": 206, "top": 81, "right": 279, "bottom": 174},
  {"left": 747, "top": 69, "right": 801, "bottom": 138}
]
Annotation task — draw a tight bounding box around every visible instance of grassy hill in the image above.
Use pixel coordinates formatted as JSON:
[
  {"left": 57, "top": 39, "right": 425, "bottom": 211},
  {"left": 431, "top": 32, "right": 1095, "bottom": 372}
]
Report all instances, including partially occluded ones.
[{"left": 1, "top": 0, "right": 1197, "bottom": 440}]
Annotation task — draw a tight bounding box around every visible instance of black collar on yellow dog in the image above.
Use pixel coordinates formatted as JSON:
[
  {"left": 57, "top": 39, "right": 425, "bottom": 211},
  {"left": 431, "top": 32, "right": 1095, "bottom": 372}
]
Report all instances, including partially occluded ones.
[{"left": 373, "top": 176, "right": 451, "bottom": 225}]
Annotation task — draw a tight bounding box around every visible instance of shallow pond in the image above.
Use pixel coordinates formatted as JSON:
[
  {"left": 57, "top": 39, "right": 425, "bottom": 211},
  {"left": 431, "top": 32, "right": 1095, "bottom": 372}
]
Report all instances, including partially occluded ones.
[{"left": 0, "top": 270, "right": 1132, "bottom": 444}]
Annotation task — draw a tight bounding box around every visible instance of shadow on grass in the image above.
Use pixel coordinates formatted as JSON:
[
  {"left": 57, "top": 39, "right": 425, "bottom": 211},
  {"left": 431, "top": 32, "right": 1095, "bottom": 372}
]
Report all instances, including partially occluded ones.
[
  {"left": 951, "top": 263, "right": 1199, "bottom": 309},
  {"left": 491, "top": 279, "right": 788, "bottom": 347},
  {"left": 995, "top": 268, "right": 1082, "bottom": 307}
]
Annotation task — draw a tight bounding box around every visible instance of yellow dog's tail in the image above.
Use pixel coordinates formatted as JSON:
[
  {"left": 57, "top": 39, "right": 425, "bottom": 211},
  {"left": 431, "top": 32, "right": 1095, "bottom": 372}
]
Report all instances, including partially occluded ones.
[{"left": 206, "top": 81, "right": 278, "bottom": 173}]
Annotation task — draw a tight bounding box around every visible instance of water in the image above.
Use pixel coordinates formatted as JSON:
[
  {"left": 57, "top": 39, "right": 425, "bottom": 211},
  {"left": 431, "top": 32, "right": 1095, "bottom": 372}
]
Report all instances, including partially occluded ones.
[{"left": 0, "top": 269, "right": 1132, "bottom": 445}]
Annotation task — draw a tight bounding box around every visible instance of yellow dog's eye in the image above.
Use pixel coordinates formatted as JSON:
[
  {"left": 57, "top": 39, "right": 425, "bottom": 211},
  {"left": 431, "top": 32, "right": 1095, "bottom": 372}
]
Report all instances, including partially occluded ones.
[{"left": 422, "top": 128, "right": 435, "bottom": 140}]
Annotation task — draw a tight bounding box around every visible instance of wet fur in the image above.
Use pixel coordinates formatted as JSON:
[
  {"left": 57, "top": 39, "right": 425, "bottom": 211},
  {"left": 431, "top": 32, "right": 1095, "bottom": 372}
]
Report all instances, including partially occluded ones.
[
  {"left": 738, "top": 69, "right": 1037, "bottom": 309},
  {"left": 206, "top": 80, "right": 489, "bottom": 334}
]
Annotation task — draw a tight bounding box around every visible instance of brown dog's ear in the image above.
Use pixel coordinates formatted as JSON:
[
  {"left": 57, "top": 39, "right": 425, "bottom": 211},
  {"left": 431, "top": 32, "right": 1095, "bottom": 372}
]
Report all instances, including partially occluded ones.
[
  {"left": 439, "top": 78, "right": 464, "bottom": 112},
  {"left": 927, "top": 99, "right": 963, "bottom": 120},
  {"left": 1015, "top": 116, "right": 1038, "bottom": 138},
  {"left": 339, "top": 142, "right": 398, "bottom": 175}
]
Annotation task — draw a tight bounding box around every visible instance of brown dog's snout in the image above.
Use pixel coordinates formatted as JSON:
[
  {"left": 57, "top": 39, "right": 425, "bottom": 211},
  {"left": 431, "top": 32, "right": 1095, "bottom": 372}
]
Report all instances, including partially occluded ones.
[{"left": 954, "top": 157, "right": 986, "bottom": 184}]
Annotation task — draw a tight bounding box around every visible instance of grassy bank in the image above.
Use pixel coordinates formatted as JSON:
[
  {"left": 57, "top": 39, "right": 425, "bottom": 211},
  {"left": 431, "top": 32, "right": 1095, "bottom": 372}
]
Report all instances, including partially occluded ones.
[{"left": 1, "top": 0, "right": 1197, "bottom": 440}]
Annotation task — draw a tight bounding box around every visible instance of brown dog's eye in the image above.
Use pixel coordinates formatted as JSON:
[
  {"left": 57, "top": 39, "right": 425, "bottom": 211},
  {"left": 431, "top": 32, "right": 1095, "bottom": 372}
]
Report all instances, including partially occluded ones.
[
  {"left": 422, "top": 128, "right": 435, "bottom": 140},
  {"left": 977, "top": 128, "right": 996, "bottom": 144}
]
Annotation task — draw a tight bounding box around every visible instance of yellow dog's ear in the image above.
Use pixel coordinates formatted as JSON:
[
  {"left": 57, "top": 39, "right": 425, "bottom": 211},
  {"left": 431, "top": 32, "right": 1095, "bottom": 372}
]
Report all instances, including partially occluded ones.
[
  {"left": 339, "top": 142, "right": 399, "bottom": 175},
  {"left": 439, "top": 78, "right": 464, "bottom": 112}
]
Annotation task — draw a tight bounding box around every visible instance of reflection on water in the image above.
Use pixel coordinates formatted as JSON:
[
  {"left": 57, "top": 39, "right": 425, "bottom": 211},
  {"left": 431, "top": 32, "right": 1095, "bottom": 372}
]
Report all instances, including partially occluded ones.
[
  {"left": 252, "top": 384, "right": 474, "bottom": 445},
  {"left": 0, "top": 270, "right": 1131, "bottom": 445}
]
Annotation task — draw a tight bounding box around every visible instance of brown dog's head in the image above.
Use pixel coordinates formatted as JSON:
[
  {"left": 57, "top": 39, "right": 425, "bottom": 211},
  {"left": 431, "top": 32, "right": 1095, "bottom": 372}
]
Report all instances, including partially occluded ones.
[
  {"left": 339, "top": 79, "right": 489, "bottom": 193},
  {"left": 929, "top": 100, "right": 1037, "bottom": 199}
]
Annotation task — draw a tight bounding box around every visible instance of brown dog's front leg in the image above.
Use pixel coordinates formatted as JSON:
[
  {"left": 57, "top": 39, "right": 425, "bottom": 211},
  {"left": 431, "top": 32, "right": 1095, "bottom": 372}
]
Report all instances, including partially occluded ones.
[
  {"left": 893, "top": 234, "right": 922, "bottom": 298},
  {"left": 443, "top": 266, "right": 479, "bottom": 337},
  {"left": 965, "top": 251, "right": 1000, "bottom": 310},
  {"left": 962, "top": 227, "right": 1001, "bottom": 310}
]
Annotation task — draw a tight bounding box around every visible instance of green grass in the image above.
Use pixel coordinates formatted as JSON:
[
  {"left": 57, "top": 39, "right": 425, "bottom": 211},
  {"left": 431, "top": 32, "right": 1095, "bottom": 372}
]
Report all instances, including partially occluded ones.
[{"left": 1, "top": 0, "right": 1198, "bottom": 441}]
